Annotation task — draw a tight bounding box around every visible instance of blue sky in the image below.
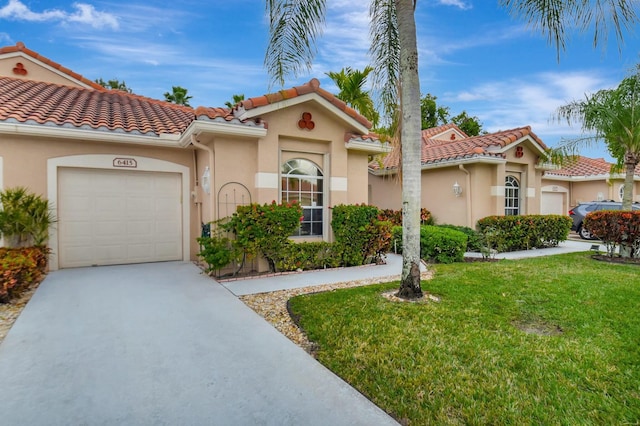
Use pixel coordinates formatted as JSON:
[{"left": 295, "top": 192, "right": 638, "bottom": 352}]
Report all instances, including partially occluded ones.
[{"left": 1, "top": 0, "right": 638, "bottom": 160}]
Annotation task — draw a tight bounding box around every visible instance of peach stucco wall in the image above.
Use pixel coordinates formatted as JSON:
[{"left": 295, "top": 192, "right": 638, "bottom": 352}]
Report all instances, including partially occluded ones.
[
  {"left": 192, "top": 100, "right": 371, "bottom": 245},
  {"left": 0, "top": 134, "right": 199, "bottom": 260},
  {"left": 0, "top": 55, "right": 88, "bottom": 88},
  {"left": 368, "top": 139, "right": 549, "bottom": 228}
]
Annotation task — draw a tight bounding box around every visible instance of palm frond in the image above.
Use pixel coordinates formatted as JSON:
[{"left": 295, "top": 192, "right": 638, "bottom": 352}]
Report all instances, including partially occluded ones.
[{"left": 264, "top": 0, "right": 326, "bottom": 87}]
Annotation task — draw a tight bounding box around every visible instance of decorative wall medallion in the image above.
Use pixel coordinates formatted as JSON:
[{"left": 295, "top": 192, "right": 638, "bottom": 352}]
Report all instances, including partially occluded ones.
[
  {"left": 12, "top": 62, "right": 27, "bottom": 76},
  {"left": 450, "top": 133, "right": 456, "bottom": 140},
  {"left": 515, "top": 146, "right": 524, "bottom": 158},
  {"left": 298, "top": 112, "right": 315, "bottom": 130}
]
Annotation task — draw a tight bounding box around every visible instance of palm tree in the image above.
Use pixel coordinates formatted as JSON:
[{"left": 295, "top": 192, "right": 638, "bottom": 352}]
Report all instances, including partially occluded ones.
[
  {"left": 265, "top": 0, "right": 424, "bottom": 299},
  {"left": 225, "top": 94, "right": 245, "bottom": 109},
  {"left": 501, "top": 0, "right": 638, "bottom": 57},
  {"left": 554, "top": 67, "right": 640, "bottom": 210},
  {"left": 326, "top": 67, "right": 380, "bottom": 128},
  {"left": 164, "top": 86, "right": 192, "bottom": 107}
]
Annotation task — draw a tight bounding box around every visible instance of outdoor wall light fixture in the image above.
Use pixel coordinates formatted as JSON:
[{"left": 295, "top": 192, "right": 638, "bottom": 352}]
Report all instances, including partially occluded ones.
[
  {"left": 202, "top": 166, "right": 211, "bottom": 194},
  {"left": 453, "top": 181, "right": 462, "bottom": 197}
]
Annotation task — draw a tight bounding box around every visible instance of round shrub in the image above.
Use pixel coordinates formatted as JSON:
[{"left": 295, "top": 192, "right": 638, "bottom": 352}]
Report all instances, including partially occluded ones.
[{"left": 420, "top": 225, "right": 467, "bottom": 263}]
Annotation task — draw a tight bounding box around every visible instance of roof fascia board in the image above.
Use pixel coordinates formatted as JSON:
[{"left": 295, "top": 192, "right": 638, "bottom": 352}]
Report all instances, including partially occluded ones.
[
  {"left": 345, "top": 140, "right": 392, "bottom": 154},
  {"left": 541, "top": 173, "right": 637, "bottom": 182},
  {"left": 369, "top": 156, "right": 506, "bottom": 176},
  {"left": 492, "top": 135, "right": 547, "bottom": 155},
  {"left": 179, "top": 120, "right": 268, "bottom": 147},
  {"left": 236, "top": 93, "right": 369, "bottom": 134},
  {"left": 0, "top": 122, "right": 183, "bottom": 147},
  {"left": 2, "top": 51, "right": 97, "bottom": 90}
]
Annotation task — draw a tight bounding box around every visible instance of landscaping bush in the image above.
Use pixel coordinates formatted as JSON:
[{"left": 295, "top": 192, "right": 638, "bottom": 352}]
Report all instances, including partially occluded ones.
[
  {"left": 275, "top": 241, "right": 342, "bottom": 271},
  {"left": 392, "top": 225, "right": 467, "bottom": 263},
  {"left": 477, "top": 215, "right": 572, "bottom": 252},
  {"left": 0, "top": 247, "right": 48, "bottom": 303},
  {"left": 221, "top": 201, "right": 303, "bottom": 272},
  {"left": 437, "top": 224, "right": 482, "bottom": 252},
  {"left": 197, "top": 228, "right": 242, "bottom": 275},
  {"left": 584, "top": 210, "right": 640, "bottom": 257},
  {"left": 391, "top": 226, "right": 403, "bottom": 254},
  {"left": 0, "top": 187, "right": 56, "bottom": 247},
  {"left": 378, "top": 208, "right": 434, "bottom": 226},
  {"left": 420, "top": 225, "right": 467, "bottom": 264},
  {"left": 332, "top": 204, "right": 390, "bottom": 266}
]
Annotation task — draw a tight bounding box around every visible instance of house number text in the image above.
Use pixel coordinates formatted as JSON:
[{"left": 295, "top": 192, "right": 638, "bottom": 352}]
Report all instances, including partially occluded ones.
[{"left": 113, "top": 158, "right": 137, "bottom": 168}]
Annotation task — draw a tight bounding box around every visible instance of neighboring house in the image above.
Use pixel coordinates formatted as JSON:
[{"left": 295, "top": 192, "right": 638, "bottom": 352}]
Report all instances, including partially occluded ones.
[
  {"left": 369, "top": 124, "right": 552, "bottom": 227},
  {"left": 0, "top": 42, "right": 388, "bottom": 270},
  {"left": 542, "top": 156, "right": 640, "bottom": 212}
]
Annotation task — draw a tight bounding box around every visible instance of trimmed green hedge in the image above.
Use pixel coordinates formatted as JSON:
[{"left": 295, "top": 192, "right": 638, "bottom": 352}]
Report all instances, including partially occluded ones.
[
  {"left": 476, "top": 215, "right": 572, "bottom": 252},
  {"left": 390, "top": 225, "right": 467, "bottom": 263},
  {"left": 420, "top": 225, "right": 467, "bottom": 264},
  {"left": 275, "top": 241, "right": 342, "bottom": 271}
]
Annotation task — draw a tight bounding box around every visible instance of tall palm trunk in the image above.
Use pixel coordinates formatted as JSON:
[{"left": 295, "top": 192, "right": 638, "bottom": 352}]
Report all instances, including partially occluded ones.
[
  {"left": 396, "top": 0, "right": 423, "bottom": 299},
  {"left": 622, "top": 150, "right": 638, "bottom": 210}
]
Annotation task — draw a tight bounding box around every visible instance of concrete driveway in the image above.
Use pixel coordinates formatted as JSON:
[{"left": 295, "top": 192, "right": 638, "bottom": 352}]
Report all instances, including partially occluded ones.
[{"left": 0, "top": 262, "right": 398, "bottom": 426}]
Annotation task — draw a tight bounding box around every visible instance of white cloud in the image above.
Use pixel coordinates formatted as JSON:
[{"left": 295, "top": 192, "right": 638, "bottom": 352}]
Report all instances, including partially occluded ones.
[
  {"left": 67, "top": 3, "right": 119, "bottom": 30},
  {"left": 442, "top": 70, "right": 616, "bottom": 149},
  {"left": 0, "top": 0, "right": 118, "bottom": 30},
  {"left": 437, "top": 0, "right": 472, "bottom": 10}
]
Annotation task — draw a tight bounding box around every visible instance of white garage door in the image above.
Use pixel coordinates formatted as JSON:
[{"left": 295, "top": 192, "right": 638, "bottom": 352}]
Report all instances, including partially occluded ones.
[
  {"left": 58, "top": 168, "right": 183, "bottom": 268},
  {"left": 541, "top": 191, "right": 565, "bottom": 215}
]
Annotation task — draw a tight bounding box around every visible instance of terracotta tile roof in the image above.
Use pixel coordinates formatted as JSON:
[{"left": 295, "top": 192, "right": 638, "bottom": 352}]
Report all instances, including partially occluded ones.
[
  {"left": 421, "top": 123, "right": 468, "bottom": 142},
  {"left": 194, "top": 106, "right": 266, "bottom": 127},
  {"left": 0, "top": 76, "right": 194, "bottom": 135},
  {"left": 1, "top": 42, "right": 106, "bottom": 91},
  {"left": 235, "top": 78, "right": 372, "bottom": 129},
  {"left": 370, "top": 126, "right": 547, "bottom": 171},
  {"left": 544, "top": 155, "right": 640, "bottom": 177}
]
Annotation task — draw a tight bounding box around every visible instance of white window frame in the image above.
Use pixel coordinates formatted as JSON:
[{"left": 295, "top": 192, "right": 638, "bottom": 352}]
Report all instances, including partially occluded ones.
[
  {"left": 281, "top": 158, "right": 324, "bottom": 237},
  {"left": 505, "top": 175, "right": 521, "bottom": 216}
]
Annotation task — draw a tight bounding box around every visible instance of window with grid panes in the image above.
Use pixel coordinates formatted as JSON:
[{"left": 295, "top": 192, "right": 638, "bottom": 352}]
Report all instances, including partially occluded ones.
[
  {"left": 505, "top": 175, "right": 520, "bottom": 215},
  {"left": 281, "top": 159, "right": 323, "bottom": 236}
]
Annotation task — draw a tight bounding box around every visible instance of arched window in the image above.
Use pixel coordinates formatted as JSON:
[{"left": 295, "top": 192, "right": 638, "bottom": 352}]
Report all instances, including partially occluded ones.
[
  {"left": 281, "top": 159, "right": 323, "bottom": 236},
  {"left": 505, "top": 175, "right": 520, "bottom": 216}
]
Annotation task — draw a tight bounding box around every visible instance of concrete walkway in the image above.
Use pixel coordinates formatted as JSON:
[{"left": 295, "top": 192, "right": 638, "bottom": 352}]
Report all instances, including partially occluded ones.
[
  {"left": 223, "top": 239, "right": 596, "bottom": 296},
  {"left": 0, "top": 262, "right": 398, "bottom": 426}
]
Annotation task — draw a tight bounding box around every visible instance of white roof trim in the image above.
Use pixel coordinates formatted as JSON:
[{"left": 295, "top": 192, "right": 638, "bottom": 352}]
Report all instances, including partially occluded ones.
[
  {"left": 0, "top": 122, "right": 183, "bottom": 147},
  {"left": 234, "top": 93, "right": 369, "bottom": 134},
  {"left": 179, "top": 120, "right": 267, "bottom": 146},
  {"left": 369, "top": 155, "right": 506, "bottom": 176},
  {"left": 345, "top": 139, "right": 391, "bottom": 154}
]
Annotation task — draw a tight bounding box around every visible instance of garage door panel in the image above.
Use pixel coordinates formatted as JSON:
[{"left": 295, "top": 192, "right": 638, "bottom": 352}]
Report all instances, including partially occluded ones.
[{"left": 58, "top": 168, "right": 183, "bottom": 268}]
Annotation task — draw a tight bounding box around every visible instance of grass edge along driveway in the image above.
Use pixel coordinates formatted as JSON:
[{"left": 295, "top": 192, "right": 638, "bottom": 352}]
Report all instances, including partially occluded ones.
[{"left": 288, "top": 252, "right": 640, "bottom": 425}]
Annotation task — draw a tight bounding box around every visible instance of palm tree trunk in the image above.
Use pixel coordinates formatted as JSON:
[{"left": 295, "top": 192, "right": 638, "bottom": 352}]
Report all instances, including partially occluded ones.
[
  {"left": 396, "top": 0, "right": 423, "bottom": 299},
  {"left": 622, "top": 150, "right": 638, "bottom": 210}
]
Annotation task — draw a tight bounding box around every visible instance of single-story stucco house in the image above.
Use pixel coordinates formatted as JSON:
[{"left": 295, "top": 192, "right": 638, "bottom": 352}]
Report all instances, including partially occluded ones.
[
  {"left": 3, "top": 43, "right": 636, "bottom": 270},
  {"left": 541, "top": 156, "right": 640, "bottom": 212},
  {"left": 368, "top": 125, "right": 640, "bottom": 226},
  {"left": 368, "top": 123, "right": 554, "bottom": 227},
  {"left": 0, "top": 42, "right": 389, "bottom": 270}
]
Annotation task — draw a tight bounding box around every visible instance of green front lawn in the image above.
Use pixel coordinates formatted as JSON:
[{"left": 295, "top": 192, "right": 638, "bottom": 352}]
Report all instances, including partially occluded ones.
[{"left": 288, "top": 252, "right": 640, "bottom": 425}]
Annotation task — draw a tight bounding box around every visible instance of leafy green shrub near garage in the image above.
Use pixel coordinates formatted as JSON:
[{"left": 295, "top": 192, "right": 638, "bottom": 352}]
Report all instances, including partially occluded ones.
[
  {"left": 199, "top": 203, "right": 393, "bottom": 274},
  {"left": 389, "top": 225, "right": 467, "bottom": 264},
  {"left": 0, "top": 246, "right": 49, "bottom": 303},
  {"left": 0, "top": 187, "right": 55, "bottom": 248},
  {"left": 584, "top": 210, "right": 640, "bottom": 257},
  {"left": 275, "top": 241, "right": 342, "bottom": 271},
  {"left": 476, "top": 215, "right": 572, "bottom": 252},
  {"left": 331, "top": 204, "right": 392, "bottom": 266},
  {"left": 219, "top": 201, "right": 303, "bottom": 273}
]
